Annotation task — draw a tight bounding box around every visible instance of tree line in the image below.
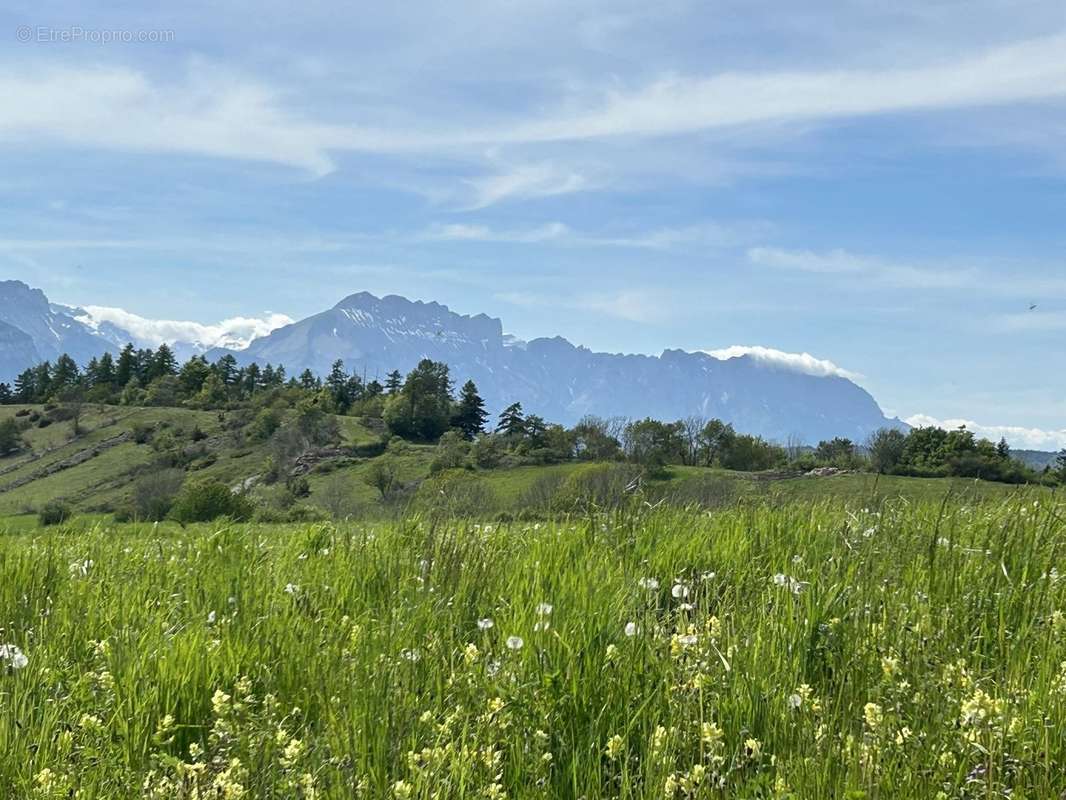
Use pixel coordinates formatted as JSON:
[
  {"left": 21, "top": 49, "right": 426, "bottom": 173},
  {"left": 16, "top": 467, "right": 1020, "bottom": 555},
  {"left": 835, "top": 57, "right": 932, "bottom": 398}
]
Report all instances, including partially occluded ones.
[{"left": 0, "top": 344, "right": 1062, "bottom": 488}]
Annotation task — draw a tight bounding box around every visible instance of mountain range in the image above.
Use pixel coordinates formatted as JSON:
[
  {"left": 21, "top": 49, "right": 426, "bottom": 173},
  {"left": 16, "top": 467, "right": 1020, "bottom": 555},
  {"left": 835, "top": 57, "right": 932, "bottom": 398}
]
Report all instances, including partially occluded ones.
[{"left": 0, "top": 279, "right": 906, "bottom": 443}]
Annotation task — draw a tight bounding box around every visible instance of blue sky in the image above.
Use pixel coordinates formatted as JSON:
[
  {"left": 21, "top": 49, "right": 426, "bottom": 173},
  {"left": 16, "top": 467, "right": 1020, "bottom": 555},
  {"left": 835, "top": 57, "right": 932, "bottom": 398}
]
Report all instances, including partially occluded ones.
[{"left": 2, "top": 1, "right": 1065, "bottom": 447}]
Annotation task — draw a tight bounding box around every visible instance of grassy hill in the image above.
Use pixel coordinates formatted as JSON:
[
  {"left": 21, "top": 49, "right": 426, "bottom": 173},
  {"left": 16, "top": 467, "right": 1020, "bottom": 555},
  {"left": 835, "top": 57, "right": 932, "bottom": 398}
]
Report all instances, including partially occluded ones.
[{"left": 0, "top": 404, "right": 1054, "bottom": 527}]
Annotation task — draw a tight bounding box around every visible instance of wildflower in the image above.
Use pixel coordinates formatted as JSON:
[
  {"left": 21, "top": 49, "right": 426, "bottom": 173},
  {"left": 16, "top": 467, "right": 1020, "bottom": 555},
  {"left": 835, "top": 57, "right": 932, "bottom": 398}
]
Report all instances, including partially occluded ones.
[
  {"left": 536, "top": 603, "right": 553, "bottom": 616},
  {"left": 212, "top": 689, "right": 231, "bottom": 715},
  {"left": 863, "top": 702, "right": 884, "bottom": 732},
  {"left": 605, "top": 734, "right": 624, "bottom": 760},
  {"left": 477, "top": 617, "right": 494, "bottom": 630},
  {"left": 624, "top": 622, "right": 638, "bottom": 637},
  {"left": 638, "top": 577, "right": 660, "bottom": 590},
  {"left": 0, "top": 643, "right": 28, "bottom": 670},
  {"left": 772, "top": 573, "right": 807, "bottom": 595},
  {"left": 605, "top": 644, "right": 618, "bottom": 664},
  {"left": 745, "top": 737, "right": 762, "bottom": 759},
  {"left": 392, "top": 780, "right": 413, "bottom": 800},
  {"left": 284, "top": 583, "right": 298, "bottom": 595},
  {"left": 700, "top": 721, "right": 723, "bottom": 746},
  {"left": 207, "top": 610, "right": 217, "bottom": 625},
  {"left": 788, "top": 693, "right": 803, "bottom": 710},
  {"left": 506, "top": 636, "right": 524, "bottom": 650},
  {"left": 895, "top": 726, "right": 912, "bottom": 746},
  {"left": 463, "top": 642, "right": 480, "bottom": 664},
  {"left": 677, "top": 634, "right": 698, "bottom": 647},
  {"left": 671, "top": 583, "right": 689, "bottom": 599}
]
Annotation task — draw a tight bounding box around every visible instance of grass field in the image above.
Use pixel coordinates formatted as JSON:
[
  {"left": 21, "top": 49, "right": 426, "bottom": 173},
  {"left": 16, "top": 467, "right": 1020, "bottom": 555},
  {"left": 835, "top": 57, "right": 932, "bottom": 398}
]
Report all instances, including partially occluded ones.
[{"left": 2, "top": 496, "right": 1065, "bottom": 798}]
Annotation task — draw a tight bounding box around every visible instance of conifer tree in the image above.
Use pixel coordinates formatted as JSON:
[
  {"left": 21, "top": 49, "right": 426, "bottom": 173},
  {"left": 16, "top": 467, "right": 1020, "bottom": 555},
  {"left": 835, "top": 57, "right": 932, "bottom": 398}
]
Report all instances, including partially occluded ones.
[{"left": 452, "top": 380, "right": 488, "bottom": 440}]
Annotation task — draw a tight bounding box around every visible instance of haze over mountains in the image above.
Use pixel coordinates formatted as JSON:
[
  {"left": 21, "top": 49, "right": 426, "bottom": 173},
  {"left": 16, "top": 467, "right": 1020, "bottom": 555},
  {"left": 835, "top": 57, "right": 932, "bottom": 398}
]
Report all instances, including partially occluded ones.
[{"left": 0, "top": 279, "right": 905, "bottom": 443}]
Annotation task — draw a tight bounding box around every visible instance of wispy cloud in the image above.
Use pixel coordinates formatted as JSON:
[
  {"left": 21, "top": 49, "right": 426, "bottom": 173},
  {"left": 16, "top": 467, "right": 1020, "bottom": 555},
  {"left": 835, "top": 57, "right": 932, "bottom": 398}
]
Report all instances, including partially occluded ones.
[
  {"left": 423, "top": 220, "right": 766, "bottom": 250},
  {"left": 905, "top": 413, "right": 1066, "bottom": 450},
  {"left": 747, "top": 247, "right": 976, "bottom": 289},
  {"left": 459, "top": 161, "right": 591, "bottom": 209},
  {"left": 495, "top": 288, "right": 675, "bottom": 323},
  {"left": 701, "top": 345, "right": 862, "bottom": 381},
  {"left": 504, "top": 33, "right": 1066, "bottom": 143}
]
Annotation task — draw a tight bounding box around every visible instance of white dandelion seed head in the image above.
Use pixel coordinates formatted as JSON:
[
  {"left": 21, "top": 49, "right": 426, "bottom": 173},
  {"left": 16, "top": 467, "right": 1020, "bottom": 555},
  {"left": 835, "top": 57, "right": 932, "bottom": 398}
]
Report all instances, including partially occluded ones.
[
  {"left": 284, "top": 583, "right": 298, "bottom": 595},
  {"left": 638, "top": 577, "right": 660, "bottom": 590},
  {"left": 0, "top": 644, "right": 28, "bottom": 670},
  {"left": 536, "top": 603, "right": 553, "bottom": 616},
  {"left": 477, "top": 618, "right": 494, "bottom": 631},
  {"left": 677, "top": 634, "right": 698, "bottom": 647},
  {"left": 207, "top": 611, "right": 217, "bottom": 625},
  {"left": 788, "top": 693, "right": 803, "bottom": 710},
  {"left": 506, "top": 636, "right": 524, "bottom": 651},
  {"left": 624, "top": 622, "right": 638, "bottom": 637},
  {"left": 671, "top": 584, "right": 689, "bottom": 599}
]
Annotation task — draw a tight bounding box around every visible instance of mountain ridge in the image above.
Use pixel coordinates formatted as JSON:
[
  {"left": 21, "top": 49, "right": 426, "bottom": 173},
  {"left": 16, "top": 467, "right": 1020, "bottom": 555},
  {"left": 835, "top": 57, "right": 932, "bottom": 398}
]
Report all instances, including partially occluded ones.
[{"left": 0, "top": 280, "right": 904, "bottom": 443}]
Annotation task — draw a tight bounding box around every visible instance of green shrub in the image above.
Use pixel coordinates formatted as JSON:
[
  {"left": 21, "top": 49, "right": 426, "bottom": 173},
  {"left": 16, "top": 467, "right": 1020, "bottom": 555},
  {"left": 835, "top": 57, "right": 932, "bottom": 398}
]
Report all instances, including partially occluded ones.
[
  {"left": 169, "top": 479, "right": 254, "bottom": 524},
  {"left": 38, "top": 499, "right": 73, "bottom": 526}
]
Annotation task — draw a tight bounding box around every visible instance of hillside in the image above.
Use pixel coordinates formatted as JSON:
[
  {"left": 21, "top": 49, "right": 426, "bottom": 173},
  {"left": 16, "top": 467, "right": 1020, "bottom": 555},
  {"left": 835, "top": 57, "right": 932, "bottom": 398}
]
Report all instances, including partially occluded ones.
[{"left": 0, "top": 404, "right": 1048, "bottom": 527}]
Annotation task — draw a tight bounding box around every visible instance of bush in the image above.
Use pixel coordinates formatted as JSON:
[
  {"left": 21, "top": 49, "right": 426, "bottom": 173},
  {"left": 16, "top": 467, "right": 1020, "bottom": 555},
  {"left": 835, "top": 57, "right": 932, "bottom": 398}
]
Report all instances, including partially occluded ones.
[
  {"left": 131, "top": 422, "right": 154, "bottom": 444},
  {"left": 169, "top": 479, "right": 254, "bottom": 524},
  {"left": 132, "top": 468, "right": 185, "bottom": 521},
  {"left": 39, "top": 499, "right": 73, "bottom": 526},
  {"left": 14, "top": 408, "right": 29, "bottom": 417}
]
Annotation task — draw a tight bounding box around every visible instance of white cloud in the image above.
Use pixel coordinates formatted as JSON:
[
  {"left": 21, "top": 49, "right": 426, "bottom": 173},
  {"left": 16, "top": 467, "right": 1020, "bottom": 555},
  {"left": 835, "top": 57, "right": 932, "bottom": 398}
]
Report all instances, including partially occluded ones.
[
  {"left": 460, "top": 162, "right": 590, "bottom": 209},
  {"left": 421, "top": 222, "right": 570, "bottom": 243},
  {"left": 495, "top": 289, "right": 673, "bottom": 323},
  {"left": 905, "top": 414, "right": 1066, "bottom": 450},
  {"left": 505, "top": 33, "right": 1066, "bottom": 143},
  {"left": 75, "top": 306, "right": 293, "bottom": 350},
  {"left": 747, "top": 247, "right": 976, "bottom": 289},
  {"left": 701, "top": 345, "right": 862, "bottom": 380}
]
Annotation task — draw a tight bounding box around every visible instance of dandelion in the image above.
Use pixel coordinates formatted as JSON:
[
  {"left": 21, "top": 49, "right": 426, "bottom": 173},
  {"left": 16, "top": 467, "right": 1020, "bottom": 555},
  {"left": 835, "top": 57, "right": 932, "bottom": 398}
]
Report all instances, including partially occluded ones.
[
  {"left": 788, "top": 693, "right": 803, "bottom": 710},
  {"left": 771, "top": 573, "right": 807, "bottom": 595},
  {"left": 506, "top": 636, "right": 524, "bottom": 650},
  {"left": 207, "top": 610, "right": 217, "bottom": 625},
  {"left": 671, "top": 583, "right": 689, "bottom": 599},
  {"left": 638, "top": 577, "right": 660, "bottom": 590},
  {"left": 284, "top": 583, "right": 298, "bottom": 595},
  {"left": 536, "top": 603, "right": 553, "bottom": 616},
  {"left": 477, "top": 617, "right": 494, "bottom": 630},
  {"left": 624, "top": 622, "right": 638, "bottom": 637},
  {"left": 0, "top": 643, "right": 28, "bottom": 670}
]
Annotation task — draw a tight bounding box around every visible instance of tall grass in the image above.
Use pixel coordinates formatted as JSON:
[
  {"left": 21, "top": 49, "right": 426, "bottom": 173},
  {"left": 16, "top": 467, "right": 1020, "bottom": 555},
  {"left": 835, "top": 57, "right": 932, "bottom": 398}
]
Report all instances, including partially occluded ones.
[{"left": 0, "top": 495, "right": 1064, "bottom": 798}]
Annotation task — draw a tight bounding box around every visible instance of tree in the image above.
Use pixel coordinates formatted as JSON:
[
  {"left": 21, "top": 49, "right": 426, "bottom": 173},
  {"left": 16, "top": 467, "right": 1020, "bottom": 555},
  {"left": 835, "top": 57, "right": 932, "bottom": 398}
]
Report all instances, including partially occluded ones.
[
  {"left": 571, "top": 416, "right": 622, "bottom": 461},
  {"left": 0, "top": 418, "right": 24, "bottom": 456},
  {"left": 696, "top": 419, "right": 737, "bottom": 466},
  {"left": 430, "top": 430, "right": 472, "bottom": 473},
  {"left": 452, "top": 380, "right": 488, "bottom": 440},
  {"left": 149, "top": 344, "right": 178, "bottom": 381},
  {"left": 996, "top": 437, "right": 1011, "bottom": 461},
  {"left": 58, "top": 387, "right": 86, "bottom": 436},
  {"left": 179, "top": 356, "right": 212, "bottom": 396},
  {"left": 326, "top": 360, "right": 352, "bottom": 412},
  {"left": 363, "top": 456, "right": 399, "bottom": 500},
  {"left": 132, "top": 468, "right": 185, "bottom": 521},
  {"left": 115, "top": 344, "right": 137, "bottom": 388},
  {"left": 51, "top": 354, "right": 80, "bottom": 395},
  {"left": 0, "top": 383, "right": 12, "bottom": 405},
  {"left": 720, "top": 434, "right": 785, "bottom": 472},
  {"left": 814, "top": 437, "right": 856, "bottom": 465},
  {"left": 496, "top": 402, "right": 526, "bottom": 438},
  {"left": 867, "top": 428, "right": 907, "bottom": 474},
  {"left": 1057, "top": 449, "right": 1066, "bottom": 484},
  {"left": 383, "top": 360, "right": 453, "bottom": 441},
  {"left": 384, "top": 370, "right": 403, "bottom": 393}
]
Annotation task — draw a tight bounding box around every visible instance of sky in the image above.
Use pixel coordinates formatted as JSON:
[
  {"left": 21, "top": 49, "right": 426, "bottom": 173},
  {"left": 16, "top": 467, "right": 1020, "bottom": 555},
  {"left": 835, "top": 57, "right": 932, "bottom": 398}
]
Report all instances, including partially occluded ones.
[{"left": 1, "top": 1, "right": 1065, "bottom": 448}]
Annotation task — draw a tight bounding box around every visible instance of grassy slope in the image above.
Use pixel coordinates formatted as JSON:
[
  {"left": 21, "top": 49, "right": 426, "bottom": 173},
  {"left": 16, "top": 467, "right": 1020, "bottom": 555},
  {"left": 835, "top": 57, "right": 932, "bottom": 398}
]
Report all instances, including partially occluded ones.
[{"left": 0, "top": 405, "right": 1053, "bottom": 525}]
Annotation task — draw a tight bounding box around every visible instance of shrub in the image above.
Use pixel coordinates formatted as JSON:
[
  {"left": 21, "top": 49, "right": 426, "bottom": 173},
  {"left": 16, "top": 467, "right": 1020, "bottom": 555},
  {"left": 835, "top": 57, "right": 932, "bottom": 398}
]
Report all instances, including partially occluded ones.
[
  {"left": 132, "top": 468, "right": 185, "bottom": 521},
  {"left": 169, "top": 479, "right": 254, "bottom": 524},
  {"left": 14, "top": 408, "right": 29, "bottom": 417},
  {"left": 39, "top": 499, "right": 73, "bottom": 526}
]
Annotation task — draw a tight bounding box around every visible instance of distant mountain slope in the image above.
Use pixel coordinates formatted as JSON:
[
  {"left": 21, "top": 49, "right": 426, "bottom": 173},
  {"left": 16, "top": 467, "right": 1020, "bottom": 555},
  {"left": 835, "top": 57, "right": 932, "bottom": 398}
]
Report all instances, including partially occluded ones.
[
  {"left": 1014, "top": 449, "right": 1061, "bottom": 471},
  {"left": 0, "top": 281, "right": 119, "bottom": 380},
  {"left": 211, "top": 291, "right": 904, "bottom": 443}
]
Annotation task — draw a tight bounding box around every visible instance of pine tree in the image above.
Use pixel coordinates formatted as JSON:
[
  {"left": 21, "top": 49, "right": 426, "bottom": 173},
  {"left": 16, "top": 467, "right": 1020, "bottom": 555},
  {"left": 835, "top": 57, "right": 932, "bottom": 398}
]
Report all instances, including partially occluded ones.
[
  {"left": 51, "top": 354, "right": 80, "bottom": 393},
  {"left": 115, "top": 344, "right": 137, "bottom": 387},
  {"left": 151, "top": 343, "right": 178, "bottom": 379},
  {"left": 995, "top": 437, "right": 1011, "bottom": 460},
  {"left": 326, "top": 360, "right": 351, "bottom": 411},
  {"left": 0, "top": 382, "right": 12, "bottom": 404},
  {"left": 13, "top": 369, "right": 36, "bottom": 403},
  {"left": 385, "top": 369, "right": 403, "bottom": 394},
  {"left": 299, "top": 369, "right": 319, "bottom": 391},
  {"left": 496, "top": 402, "right": 526, "bottom": 437},
  {"left": 452, "top": 380, "right": 488, "bottom": 440}
]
